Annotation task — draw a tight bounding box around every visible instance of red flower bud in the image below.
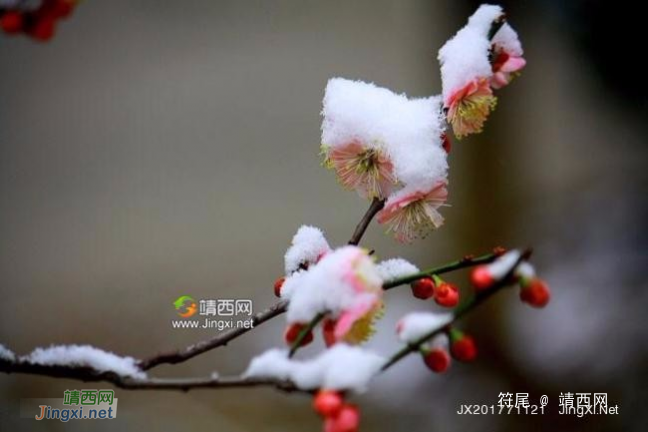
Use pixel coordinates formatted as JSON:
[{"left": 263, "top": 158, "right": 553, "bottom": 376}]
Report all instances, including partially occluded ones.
[
  {"left": 28, "top": 16, "right": 56, "bottom": 42},
  {"left": 410, "top": 277, "right": 435, "bottom": 300},
  {"left": 441, "top": 133, "right": 452, "bottom": 154},
  {"left": 470, "top": 265, "right": 494, "bottom": 291},
  {"left": 1, "top": 12, "right": 24, "bottom": 34},
  {"left": 284, "top": 323, "right": 313, "bottom": 347},
  {"left": 51, "top": 0, "right": 76, "bottom": 19},
  {"left": 450, "top": 330, "right": 477, "bottom": 362},
  {"left": 423, "top": 348, "right": 451, "bottom": 373},
  {"left": 313, "top": 390, "right": 344, "bottom": 417},
  {"left": 274, "top": 276, "right": 285, "bottom": 297},
  {"left": 322, "top": 318, "right": 337, "bottom": 347},
  {"left": 434, "top": 282, "right": 459, "bottom": 308},
  {"left": 520, "top": 278, "right": 550, "bottom": 308},
  {"left": 324, "top": 404, "right": 360, "bottom": 432}
]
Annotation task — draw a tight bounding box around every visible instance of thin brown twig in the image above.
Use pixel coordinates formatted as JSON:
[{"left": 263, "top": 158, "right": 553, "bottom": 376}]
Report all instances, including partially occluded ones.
[
  {"left": 138, "top": 300, "right": 288, "bottom": 370},
  {"left": 0, "top": 358, "right": 307, "bottom": 393},
  {"left": 348, "top": 198, "right": 385, "bottom": 246}
]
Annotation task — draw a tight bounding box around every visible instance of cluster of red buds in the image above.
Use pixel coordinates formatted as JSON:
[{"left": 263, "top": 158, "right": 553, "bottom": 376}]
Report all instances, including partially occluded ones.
[
  {"left": 313, "top": 390, "right": 360, "bottom": 432},
  {"left": 410, "top": 275, "right": 460, "bottom": 307},
  {"left": 411, "top": 249, "right": 550, "bottom": 375},
  {"left": 0, "top": 0, "right": 77, "bottom": 41}
]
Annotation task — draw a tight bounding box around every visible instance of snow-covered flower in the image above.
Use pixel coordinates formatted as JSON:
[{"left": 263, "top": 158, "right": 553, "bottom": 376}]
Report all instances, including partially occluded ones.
[
  {"left": 285, "top": 246, "right": 384, "bottom": 345},
  {"left": 321, "top": 78, "right": 447, "bottom": 200},
  {"left": 438, "top": 5, "right": 504, "bottom": 138},
  {"left": 284, "top": 225, "right": 331, "bottom": 275},
  {"left": 377, "top": 182, "right": 448, "bottom": 243},
  {"left": 322, "top": 140, "right": 396, "bottom": 199},
  {"left": 445, "top": 78, "right": 497, "bottom": 138},
  {"left": 490, "top": 23, "right": 526, "bottom": 89}
]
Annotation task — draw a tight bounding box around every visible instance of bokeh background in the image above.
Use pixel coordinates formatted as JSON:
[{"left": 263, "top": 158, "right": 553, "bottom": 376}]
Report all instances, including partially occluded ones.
[{"left": 1, "top": 0, "right": 646, "bottom": 431}]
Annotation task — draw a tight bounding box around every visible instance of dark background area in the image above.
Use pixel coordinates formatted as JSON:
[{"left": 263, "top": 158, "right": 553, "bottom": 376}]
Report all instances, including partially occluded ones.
[{"left": 1, "top": 1, "right": 646, "bottom": 431}]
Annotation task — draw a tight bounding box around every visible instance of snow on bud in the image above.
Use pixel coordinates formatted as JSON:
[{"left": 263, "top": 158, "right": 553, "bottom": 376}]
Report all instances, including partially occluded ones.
[
  {"left": 284, "top": 225, "right": 331, "bottom": 275},
  {"left": 471, "top": 249, "right": 522, "bottom": 291},
  {"left": 470, "top": 265, "right": 494, "bottom": 290}
]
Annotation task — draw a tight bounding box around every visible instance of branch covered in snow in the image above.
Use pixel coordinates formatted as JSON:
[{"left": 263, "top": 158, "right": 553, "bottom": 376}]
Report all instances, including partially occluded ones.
[{"left": 1, "top": 6, "right": 550, "bottom": 432}]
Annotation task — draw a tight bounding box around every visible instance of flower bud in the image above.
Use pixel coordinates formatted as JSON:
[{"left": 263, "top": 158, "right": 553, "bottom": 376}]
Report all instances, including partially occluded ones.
[
  {"left": 274, "top": 276, "right": 285, "bottom": 297},
  {"left": 284, "top": 323, "right": 314, "bottom": 347},
  {"left": 520, "top": 278, "right": 550, "bottom": 308},
  {"left": 410, "top": 277, "right": 436, "bottom": 300},
  {"left": 449, "top": 329, "right": 477, "bottom": 362},
  {"left": 313, "top": 390, "right": 344, "bottom": 417},
  {"left": 423, "top": 348, "right": 451, "bottom": 373},
  {"left": 433, "top": 277, "right": 459, "bottom": 308},
  {"left": 324, "top": 404, "right": 360, "bottom": 432}
]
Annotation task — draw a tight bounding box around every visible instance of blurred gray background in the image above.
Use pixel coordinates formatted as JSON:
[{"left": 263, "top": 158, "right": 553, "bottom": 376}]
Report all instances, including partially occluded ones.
[{"left": 1, "top": 1, "right": 646, "bottom": 431}]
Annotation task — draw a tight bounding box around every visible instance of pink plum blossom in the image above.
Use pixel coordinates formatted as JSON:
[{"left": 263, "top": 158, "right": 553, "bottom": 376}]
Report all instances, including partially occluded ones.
[
  {"left": 445, "top": 78, "right": 497, "bottom": 139},
  {"left": 377, "top": 182, "right": 448, "bottom": 243},
  {"left": 323, "top": 141, "right": 397, "bottom": 200}
]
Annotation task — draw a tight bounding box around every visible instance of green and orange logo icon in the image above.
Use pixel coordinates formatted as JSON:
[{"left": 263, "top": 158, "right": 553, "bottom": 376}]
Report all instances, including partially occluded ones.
[{"left": 173, "top": 295, "right": 198, "bottom": 318}]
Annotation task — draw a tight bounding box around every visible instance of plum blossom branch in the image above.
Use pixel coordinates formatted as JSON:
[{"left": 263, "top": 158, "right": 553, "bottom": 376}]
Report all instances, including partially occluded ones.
[
  {"left": 285, "top": 249, "right": 502, "bottom": 358},
  {"left": 141, "top": 197, "right": 386, "bottom": 369},
  {"left": 348, "top": 198, "right": 385, "bottom": 246},
  {"left": 0, "top": 249, "right": 529, "bottom": 395},
  {"left": 138, "top": 300, "right": 288, "bottom": 371},
  {"left": 382, "top": 251, "right": 500, "bottom": 290},
  {"left": 380, "top": 249, "right": 532, "bottom": 371},
  {"left": 0, "top": 357, "right": 307, "bottom": 393}
]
